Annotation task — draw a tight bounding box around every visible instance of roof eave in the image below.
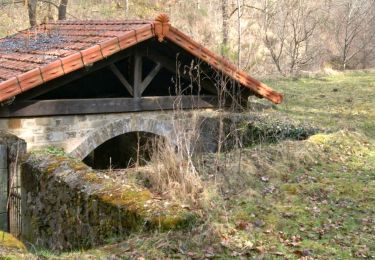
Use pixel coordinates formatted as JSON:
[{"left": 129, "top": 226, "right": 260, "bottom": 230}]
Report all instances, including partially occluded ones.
[
  {"left": 0, "top": 23, "right": 156, "bottom": 102},
  {"left": 164, "top": 26, "right": 283, "bottom": 104},
  {"left": 0, "top": 14, "right": 283, "bottom": 104}
]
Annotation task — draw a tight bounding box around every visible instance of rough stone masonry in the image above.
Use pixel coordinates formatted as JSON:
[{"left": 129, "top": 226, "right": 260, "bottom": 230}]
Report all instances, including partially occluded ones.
[{"left": 0, "top": 110, "right": 227, "bottom": 158}]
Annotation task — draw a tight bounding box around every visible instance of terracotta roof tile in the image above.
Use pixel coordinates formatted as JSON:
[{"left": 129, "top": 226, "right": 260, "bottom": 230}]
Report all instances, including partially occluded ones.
[{"left": 0, "top": 14, "right": 283, "bottom": 104}]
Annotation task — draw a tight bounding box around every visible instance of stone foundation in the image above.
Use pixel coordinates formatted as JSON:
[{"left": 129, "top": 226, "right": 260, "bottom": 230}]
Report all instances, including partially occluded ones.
[{"left": 21, "top": 151, "right": 196, "bottom": 251}]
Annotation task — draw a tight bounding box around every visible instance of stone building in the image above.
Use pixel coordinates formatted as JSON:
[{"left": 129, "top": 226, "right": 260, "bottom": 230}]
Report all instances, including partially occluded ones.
[{"left": 0, "top": 14, "right": 282, "bottom": 237}]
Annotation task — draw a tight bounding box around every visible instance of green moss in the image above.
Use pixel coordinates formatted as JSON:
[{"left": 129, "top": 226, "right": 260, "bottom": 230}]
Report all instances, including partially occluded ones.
[
  {"left": 0, "top": 232, "right": 26, "bottom": 251},
  {"left": 150, "top": 211, "right": 197, "bottom": 231},
  {"left": 99, "top": 189, "right": 152, "bottom": 211},
  {"left": 83, "top": 171, "right": 102, "bottom": 183}
]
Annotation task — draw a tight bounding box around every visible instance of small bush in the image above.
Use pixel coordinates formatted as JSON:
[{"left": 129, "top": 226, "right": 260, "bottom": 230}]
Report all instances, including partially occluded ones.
[{"left": 140, "top": 138, "right": 203, "bottom": 205}]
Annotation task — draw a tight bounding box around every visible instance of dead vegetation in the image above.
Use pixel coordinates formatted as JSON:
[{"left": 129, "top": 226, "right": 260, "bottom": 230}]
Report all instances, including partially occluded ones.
[{"left": 11, "top": 128, "right": 373, "bottom": 259}]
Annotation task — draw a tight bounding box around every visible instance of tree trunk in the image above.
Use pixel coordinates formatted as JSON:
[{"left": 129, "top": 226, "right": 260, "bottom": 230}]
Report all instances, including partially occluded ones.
[
  {"left": 28, "top": 0, "right": 38, "bottom": 27},
  {"left": 221, "top": 0, "right": 229, "bottom": 55},
  {"left": 125, "top": 0, "right": 129, "bottom": 15},
  {"left": 237, "top": 0, "right": 241, "bottom": 68},
  {"left": 58, "top": 0, "right": 69, "bottom": 20}
]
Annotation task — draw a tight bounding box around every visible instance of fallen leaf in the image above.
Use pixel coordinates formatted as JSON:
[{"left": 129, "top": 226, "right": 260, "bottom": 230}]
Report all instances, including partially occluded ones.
[
  {"left": 254, "top": 246, "right": 266, "bottom": 254},
  {"left": 236, "top": 221, "right": 250, "bottom": 230}
]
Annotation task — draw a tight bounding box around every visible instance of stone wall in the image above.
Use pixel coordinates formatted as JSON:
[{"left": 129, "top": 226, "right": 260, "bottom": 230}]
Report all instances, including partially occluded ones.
[
  {"left": 0, "top": 112, "right": 178, "bottom": 154},
  {"left": 0, "top": 110, "right": 259, "bottom": 159},
  {"left": 0, "top": 110, "right": 229, "bottom": 155},
  {"left": 21, "top": 151, "right": 196, "bottom": 251}
]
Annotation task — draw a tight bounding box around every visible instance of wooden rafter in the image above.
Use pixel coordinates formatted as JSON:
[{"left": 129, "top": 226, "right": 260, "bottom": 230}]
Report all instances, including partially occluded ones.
[
  {"left": 133, "top": 51, "right": 143, "bottom": 98},
  {"left": 141, "top": 49, "right": 217, "bottom": 94},
  {"left": 140, "top": 62, "right": 162, "bottom": 95},
  {"left": 17, "top": 50, "right": 132, "bottom": 101},
  {"left": 109, "top": 64, "right": 134, "bottom": 96}
]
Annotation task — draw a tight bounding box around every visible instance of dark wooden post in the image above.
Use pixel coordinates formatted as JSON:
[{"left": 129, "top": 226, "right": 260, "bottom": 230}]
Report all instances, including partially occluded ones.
[
  {"left": 133, "top": 52, "right": 142, "bottom": 98},
  {"left": 0, "top": 144, "right": 8, "bottom": 231}
]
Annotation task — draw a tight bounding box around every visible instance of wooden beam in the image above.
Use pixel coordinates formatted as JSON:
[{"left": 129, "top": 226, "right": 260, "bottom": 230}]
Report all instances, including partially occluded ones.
[
  {"left": 17, "top": 50, "right": 132, "bottom": 101},
  {"left": 109, "top": 64, "right": 133, "bottom": 96},
  {"left": 139, "top": 49, "right": 218, "bottom": 95},
  {"left": 140, "top": 62, "right": 162, "bottom": 95},
  {"left": 140, "top": 49, "right": 178, "bottom": 76},
  {"left": 0, "top": 96, "right": 219, "bottom": 117},
  {"left": 133, "top": 52, "right": 142, "bottom": 98}
]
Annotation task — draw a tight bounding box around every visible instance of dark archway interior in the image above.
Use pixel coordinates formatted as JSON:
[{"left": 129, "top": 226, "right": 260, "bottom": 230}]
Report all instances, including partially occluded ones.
[{"left": 83, "top": 131, "right": 163, "bottom": 170}]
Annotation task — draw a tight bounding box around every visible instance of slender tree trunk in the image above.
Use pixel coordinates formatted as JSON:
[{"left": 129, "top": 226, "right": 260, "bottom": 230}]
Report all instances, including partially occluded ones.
[
  {"left": 221, "top": 0, "right": 229, "bottom": 55},
  {"left": 28, "top": 0, "right": 38, "bottom": 27},
  {"left": 237, "top": 0, "right": 241, "bottom": 68},
  {"left": 125, "top": 0, "right": 129, "bottom": 15},
  {"left": 58, "top": 0, "right": 69, "bottom": 20}
]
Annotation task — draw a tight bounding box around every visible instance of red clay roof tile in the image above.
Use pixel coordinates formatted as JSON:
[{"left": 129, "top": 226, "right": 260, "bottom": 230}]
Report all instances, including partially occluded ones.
[{"left": 0, "top": 14, "right": 283, "bottom": 104}]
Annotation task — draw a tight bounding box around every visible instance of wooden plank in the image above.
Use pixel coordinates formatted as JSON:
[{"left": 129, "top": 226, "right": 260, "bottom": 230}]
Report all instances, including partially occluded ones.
[
  {"left": 0, "top": 96, "right": 219, "bottom": 117},
  {"left": 109, "top": 64, "right": 133, "bottom": 96},
  {"left": 140, "top": 62, "right": 162, "bottom": 94},
  {"left": 133, "top": 52, "right": 142, "bottom": 98}
]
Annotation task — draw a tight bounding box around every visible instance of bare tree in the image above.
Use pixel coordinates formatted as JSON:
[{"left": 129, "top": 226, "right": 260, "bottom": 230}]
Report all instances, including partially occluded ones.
[
  {"left": 28, "top": 0, "right": 38, "bottom": 27},
  {"left": 262, "top": 0, "right": 320, "bottom": 75},
  {"left": 26, "top": 0, "right": 70, "bottom": 26},
  {"left": 236, "top": 0, "right": 242, "bottom": 68},
  {"left": 124, "top": 0, "right": 129, "bottom": 15},
  {"left": 221, "top": 0, "right": 229, "bottom": 55},
  {"left": 58, "top": 0, "right": 69, "bottom": 20},
  {"left": 332, "top": 0, "right": 375, "bottom": 69}
]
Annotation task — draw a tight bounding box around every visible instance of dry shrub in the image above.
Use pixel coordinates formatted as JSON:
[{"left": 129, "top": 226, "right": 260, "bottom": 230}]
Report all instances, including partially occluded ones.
[
  {"left": 142, "top": 137, "right": 203, "bottom": 205},
  {"left": 199, "top": 135, "right": 321, "bottom": 193}
]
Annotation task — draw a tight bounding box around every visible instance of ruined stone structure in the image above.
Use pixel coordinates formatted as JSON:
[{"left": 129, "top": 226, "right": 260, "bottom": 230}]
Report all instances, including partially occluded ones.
[
  {"left": 0, "top": 14, "right": 282, "bottom": 240},
  {"left": 0, "top": 112, "right": 181, "bottom": 157}
]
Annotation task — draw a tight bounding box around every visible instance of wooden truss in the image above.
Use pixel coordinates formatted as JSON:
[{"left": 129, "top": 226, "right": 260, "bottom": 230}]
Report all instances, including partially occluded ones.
[{"left": 0, "top": 46, "right": 219, "bottom": 117}]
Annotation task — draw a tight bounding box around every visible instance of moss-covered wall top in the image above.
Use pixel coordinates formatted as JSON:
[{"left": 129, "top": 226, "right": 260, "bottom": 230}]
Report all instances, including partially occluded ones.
[{"left": 21, "top": 150, "right": 196, "bottom": 251}]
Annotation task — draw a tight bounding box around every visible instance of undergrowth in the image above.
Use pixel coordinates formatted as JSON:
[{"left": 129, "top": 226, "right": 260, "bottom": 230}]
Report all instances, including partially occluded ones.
[
  {"left": 23, "top": 130, "right": 374, "bottom": 259},
  {"left": 2, "top": 72, "right": 374, "bottom": 259}
]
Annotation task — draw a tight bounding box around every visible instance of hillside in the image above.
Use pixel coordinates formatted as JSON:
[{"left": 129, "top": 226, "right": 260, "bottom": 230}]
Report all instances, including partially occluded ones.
[{"left": 2, "top": 72, "right": 374, "bottom": 259}]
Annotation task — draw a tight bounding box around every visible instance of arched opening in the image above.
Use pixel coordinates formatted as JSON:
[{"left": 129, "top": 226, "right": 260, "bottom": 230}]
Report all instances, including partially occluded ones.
[{"left": 82, "top": 131, "right": 164, "bottom": 170}]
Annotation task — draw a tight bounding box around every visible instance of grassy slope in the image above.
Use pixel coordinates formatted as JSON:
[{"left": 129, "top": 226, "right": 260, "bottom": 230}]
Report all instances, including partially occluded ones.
[
  {"left": 265, "top": 71, "right": 375, "bottom": 139},
  {"left": 2, "top": 72, "right": 375, "bottom": 259}
]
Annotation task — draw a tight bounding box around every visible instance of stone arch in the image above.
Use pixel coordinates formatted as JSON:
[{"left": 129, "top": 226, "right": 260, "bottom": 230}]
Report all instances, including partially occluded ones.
[{"left": 70, "top": 117, "right": 176, "bottom": 160}]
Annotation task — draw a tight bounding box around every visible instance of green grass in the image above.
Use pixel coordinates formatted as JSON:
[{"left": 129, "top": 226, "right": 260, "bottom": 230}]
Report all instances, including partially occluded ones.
[
  {"left": 47, "top": 131, "right": 374, "bottom": 259},
  {"left": 2, "top": 71, "right": 374, "bottom": 259},
  {"left": 265, "top": 71, "right": 375, "bottom": 139}
]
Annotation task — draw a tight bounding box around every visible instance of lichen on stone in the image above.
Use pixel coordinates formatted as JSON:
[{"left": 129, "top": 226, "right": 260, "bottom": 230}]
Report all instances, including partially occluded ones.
[
  {"left": 0, "top": 231, "right": 26, "bottom": 251},
  {"left": 21, "top": 148, "right": 197, "bottom": 251}
]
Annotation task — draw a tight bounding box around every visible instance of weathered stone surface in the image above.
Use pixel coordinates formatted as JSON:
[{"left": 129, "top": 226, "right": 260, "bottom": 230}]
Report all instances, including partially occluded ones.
[
  {"left": 0, "top": 110, "right": 270, "bottom": 158},
  {"left": 21, "top": 151, "right": 196, "bottom": 251},
  {"left": 0, "top": 132, "right": 26, "bottom": 233},
  {"left": 0, "top": 112, "right": 184, "bottom": 153}
]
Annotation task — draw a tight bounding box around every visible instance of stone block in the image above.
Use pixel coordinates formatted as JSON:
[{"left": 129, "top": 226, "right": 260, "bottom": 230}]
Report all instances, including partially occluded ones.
[
  {"left": 47, "top": 132, "right": 66, "bottom": 142},
  {"left": 0, "top": 119, "right": 8, "bottom": 129},
  {"left": 35, "top": 118, "right": 54, "bottom": 126},
  {"left": 21, "top": 119, "right": 36, "bottom": 128},
  {"left": 8, "top": 119, "right": 21, "bottom": 129}
]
